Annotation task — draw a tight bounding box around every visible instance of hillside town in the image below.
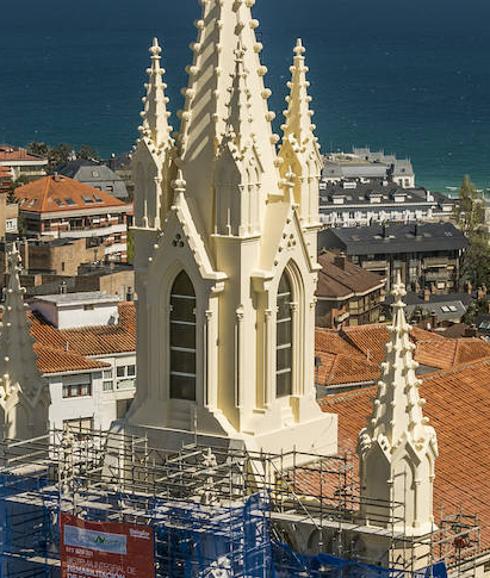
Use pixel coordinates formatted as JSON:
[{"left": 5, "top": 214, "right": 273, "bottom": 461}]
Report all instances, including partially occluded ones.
[{"left": 1, "top": 1, "right": 490, "bottom": 577}]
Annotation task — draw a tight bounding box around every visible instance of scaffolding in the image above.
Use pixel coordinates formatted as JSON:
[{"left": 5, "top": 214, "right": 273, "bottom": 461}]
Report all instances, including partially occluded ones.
[{"left": 0, "top": 428, "right": 482, "bottom": 578}]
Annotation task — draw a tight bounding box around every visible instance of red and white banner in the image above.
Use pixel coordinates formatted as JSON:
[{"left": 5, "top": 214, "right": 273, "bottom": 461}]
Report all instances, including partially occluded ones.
[{"left": 60, "top": 513, "right": 155, "bottom": 578}]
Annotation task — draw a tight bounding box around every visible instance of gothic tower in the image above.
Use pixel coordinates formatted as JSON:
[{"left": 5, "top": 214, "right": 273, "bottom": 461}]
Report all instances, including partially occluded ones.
[
  {"left": 0, "top": 244, "right": 49, "bottom": 441},
  {"left": 126, "top": 1, "right": 336, "bottom": 456},
  {"left": 358, "top": 274, "right": 438, "bottom": 541}
]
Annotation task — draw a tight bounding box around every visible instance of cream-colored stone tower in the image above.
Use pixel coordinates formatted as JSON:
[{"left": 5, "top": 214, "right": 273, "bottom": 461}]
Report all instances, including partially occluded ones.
[
  {"left": 358, "top": 275, "right": 438, "bottom": 544},
  {"left": 0, "top": 244, "right": 49, "bottom": 441},
  {"left": 126, "top": 0, "right": 337, "bottom": 455}
]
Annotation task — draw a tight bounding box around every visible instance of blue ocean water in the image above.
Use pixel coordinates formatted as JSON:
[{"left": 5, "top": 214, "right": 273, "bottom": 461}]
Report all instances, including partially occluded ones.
[{"left": 1, "top": 0, "right": 490, "bottom": 193}]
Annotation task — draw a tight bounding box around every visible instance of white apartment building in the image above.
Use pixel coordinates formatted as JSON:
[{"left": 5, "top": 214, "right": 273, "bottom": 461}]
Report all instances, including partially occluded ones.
[{"left": 29, "top": 292, "right": 136, "bottom": 430}]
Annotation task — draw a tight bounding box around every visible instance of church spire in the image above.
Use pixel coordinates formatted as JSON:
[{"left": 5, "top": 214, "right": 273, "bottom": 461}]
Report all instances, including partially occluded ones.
[
  {"left": 139, "top": 37, "right": 173, "bottom": 149},
  {"left": 279, "top": 39, "right": 322, "bottom": 230},
  {"left": 358, "top": 272, "right": 438, "bottom": 535},
  {"left": 176, "top": 0, "right": 281, "bottom": 236},
  {"left": 0, "top": 243, "right": 49, "bottom": 440}
]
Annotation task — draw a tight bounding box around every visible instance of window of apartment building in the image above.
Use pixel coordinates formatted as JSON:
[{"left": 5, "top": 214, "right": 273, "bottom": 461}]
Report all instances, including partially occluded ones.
[
  {"left": 116, "top": 365, "right": 136, "bottom": 378},
  {"left": 102, "top": 369, "right": 113, "bottom": 392},
  {"left": 62, "top": 375, "right": 92, "bottom": 398}
]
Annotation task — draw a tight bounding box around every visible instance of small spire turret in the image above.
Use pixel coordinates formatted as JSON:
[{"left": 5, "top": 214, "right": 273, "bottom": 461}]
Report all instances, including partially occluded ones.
[
  {"left": 0, "top": 243, "right": 49, "bottom": 440},
  {"left": 358, "top": 272, "right": 438, "bottom": 536},
  {"left": 279, "top": 39, "right": 322, "bottom": 230},
  {"left": 139, "top": 37, "right": 173, "bottom": 149}
]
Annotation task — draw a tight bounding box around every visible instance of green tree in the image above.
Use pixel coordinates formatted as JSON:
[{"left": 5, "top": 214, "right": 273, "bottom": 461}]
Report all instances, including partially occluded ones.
[
  {"left": 26, "top": 141, "right": 49, "bottom": 158},
  {"left": 455, "top": 175, "right": 485, "bottom": 236},
  {"left": 48, "top": 144, "right": 73, "bottom": 170},
  {"left": 77, "top": 145, "right": 99, "bottom": 161},
  {"left": 461, "top": 233, "right": 490, "bottom": 289}
]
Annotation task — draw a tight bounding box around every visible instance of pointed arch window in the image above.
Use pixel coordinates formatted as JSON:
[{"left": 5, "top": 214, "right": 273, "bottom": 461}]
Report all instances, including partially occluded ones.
[
  {"left": 276, "top": 272, "right": 293, "bottom": 398},
  {"left": 170, "top": 271, "right": 196, "bottom": 401}
]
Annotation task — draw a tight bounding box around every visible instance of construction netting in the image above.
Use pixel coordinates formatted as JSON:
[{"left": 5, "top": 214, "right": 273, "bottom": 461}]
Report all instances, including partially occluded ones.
[{"left": 0, "top": 470, "right": 450, "bottom": 578}]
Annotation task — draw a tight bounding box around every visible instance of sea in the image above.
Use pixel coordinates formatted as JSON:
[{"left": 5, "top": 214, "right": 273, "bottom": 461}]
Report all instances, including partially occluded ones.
[{"left": 1, "top": 0, "right": 490, "bottom": 194}]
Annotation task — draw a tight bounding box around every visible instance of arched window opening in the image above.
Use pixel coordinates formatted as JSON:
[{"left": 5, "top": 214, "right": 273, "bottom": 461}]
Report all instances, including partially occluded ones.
[
  {"left": 276, "top": 272, "right": 293, "bottom": 398},
  {"left": 170, "top": 271, "right": 196, "bottom": 401}
]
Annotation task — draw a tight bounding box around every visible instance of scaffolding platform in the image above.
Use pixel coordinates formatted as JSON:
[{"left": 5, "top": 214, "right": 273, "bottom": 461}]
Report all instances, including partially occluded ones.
[{"left": 0, "top": 428, "right": 482, "bottom": 578}]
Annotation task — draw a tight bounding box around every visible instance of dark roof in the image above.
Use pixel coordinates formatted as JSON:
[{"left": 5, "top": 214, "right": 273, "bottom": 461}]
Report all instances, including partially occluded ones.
[
  {"left": 319, "top": 180, "right": 452, "bottom": 208},
  {"left": 319, "top": 222, "right": 468, "bottom": 255},
  {"left": 317, "top": 253, "right": 385, "bottom": 300},
  {"left": 56, "top": 159, "right": 99, "bottom": 178},
  {"left": 475, "top": 314, "right": 490, "bottom": 335},
  {"left": 384, "top": 292, "right": 472, "bottom": 322}
]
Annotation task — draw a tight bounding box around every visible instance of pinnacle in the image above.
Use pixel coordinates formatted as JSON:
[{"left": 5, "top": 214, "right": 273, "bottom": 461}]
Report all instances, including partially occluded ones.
[
  {"left": 282, "top": 38, "right": 319, "bottom": 149},
  {"left": 139, "top": 37, "right": 173, "bottom": 149}
]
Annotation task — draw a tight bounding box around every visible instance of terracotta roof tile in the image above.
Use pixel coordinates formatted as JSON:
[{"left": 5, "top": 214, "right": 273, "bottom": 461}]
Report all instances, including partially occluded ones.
[
  {"left": 34, "top": 345, "right": 109, "bottom": 374},
  {"left": 0, "top": 145, "right": 46, "bottom": 163},
  {"left": 319, "top": 359, "right": 490, "bottom": 550},
  {"left": 12, "top": 302, "right": 136, "bottom": 375},
  {"left": 315, "top": 325, "right": 490, "bottom": 386},
  {"left": 15, "top": 175, "right": 128, "bottom": 214}
]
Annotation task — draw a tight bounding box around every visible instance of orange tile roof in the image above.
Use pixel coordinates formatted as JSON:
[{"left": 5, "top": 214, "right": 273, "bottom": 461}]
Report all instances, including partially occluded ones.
[
  {"left": 31, "top": 302, "right": 136, "bottom": 359},
  {"left": 22, "top": 302, "right": 136, "bottom": 375},
  {"left": 319, "top": 359, "right": 490, "bottom": 550},
  {"left": 15, "top": 175, "right": 127, "bottom": 214},
  {"left": 34, "top": 345, "right": 109, "bottom": 374},
  {"left": 0, "top": 145, "right": 46, "bottom": 163},
  {"left": 315, "top": 325, "right": 490, "bottom": 386}
]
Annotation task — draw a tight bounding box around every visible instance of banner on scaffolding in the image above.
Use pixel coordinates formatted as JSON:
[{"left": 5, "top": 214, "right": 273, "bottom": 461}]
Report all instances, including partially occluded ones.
[{"left": 60, "top": 513, "right": 155, "bottom": 578}]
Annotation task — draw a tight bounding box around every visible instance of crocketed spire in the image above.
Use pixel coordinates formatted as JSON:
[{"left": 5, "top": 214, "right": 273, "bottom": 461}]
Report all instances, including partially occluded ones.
[
  {"left": 139, "top": 37, "right": 173, "bottom": 149},
  {"left": 279, "top": 39, "right": 322, "bottom": 229},
  {"left": 176, "top": 0, "right": 281, "bottom": 236},
  {"left": 0, "top": 243, "right": 49, "bottom": 440},
  {"left": 282, "top": 39, "right": 319, "bottom": 149},
  {"left": 358, "top": 272, "right": 438, "bottom": 535}
]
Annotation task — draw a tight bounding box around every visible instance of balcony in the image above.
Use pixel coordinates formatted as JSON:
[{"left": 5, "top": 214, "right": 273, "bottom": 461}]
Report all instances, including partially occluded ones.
[{"left": 57, "top": 223, "right": 127, "bottom": 239}]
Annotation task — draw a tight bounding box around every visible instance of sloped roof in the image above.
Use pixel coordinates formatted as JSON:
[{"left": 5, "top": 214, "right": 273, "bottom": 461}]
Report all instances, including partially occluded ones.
[
  {"left": 9, "top": 302, "right": 137, "bottom": 375},
  {"left": 317, "top": 253, "right": 385, "bottom": 300},
  {"left": 31, "top": 302, "right": 136, "bottom": 359},
  {"left": 0, "top": 145, "right": 47, "bottom": 164},
  {"left": 315, "top": 324, "right": 490, "bottom": 386},
  {"left": 319, "top": 359, "right": 490, "bottom": 550},
  {"left": 15, "top": 175, "right": 127, "bottom": 214},
  {"left": 34, "top": 345, "right": 109, "bottom": 374}
]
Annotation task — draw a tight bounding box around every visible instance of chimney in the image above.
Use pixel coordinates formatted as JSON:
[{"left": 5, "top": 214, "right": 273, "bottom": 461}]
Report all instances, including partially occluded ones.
[
  {"left": 414, "top": 222, "right": 419, "bottom": 237},
  {"left": 334, "top": 253, "right": 347, "bottom": 271},
  {"left": 126, "top": 287, "right": 134, "bottom": 302},
  {"left": 382, "top": 222, "right": 388, "bottom": 239},
  {"left": 430, "top": 310, "right": 438, "bottom": 329},
  {"left": 423, "top": 287, "right": 431, "bottom": 303}
]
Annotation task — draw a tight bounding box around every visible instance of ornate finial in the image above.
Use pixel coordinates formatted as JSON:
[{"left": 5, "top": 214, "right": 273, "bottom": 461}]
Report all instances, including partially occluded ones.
[
  {"left": 172, "top": 169, "right": 187, "bottom": 203},
  {"left": 294, "top": 38, "right": 305, "bottom": 57}
]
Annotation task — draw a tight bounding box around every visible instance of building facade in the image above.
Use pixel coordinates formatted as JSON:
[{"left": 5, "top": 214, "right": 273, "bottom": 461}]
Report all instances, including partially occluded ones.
[
  {"left": 0, "top": 144, "right": 48, "bottom": 181},
  {"left": 316, "top": 252, "right": 386, "bottom": 329},
  {"left": 319, "top": 222, "right": 468, "bottom": 292},
  {"left": 15, "top": 175, "right": 132, "bottom": 261},
  {"left": 322, "top": 148, "right": 415, "bottom": 188},
  {"left": 28, "top": 293, "right": 137, "bottom": 431},
  {"left": 319, "top": 180, "right": 454, "bottom": 227}
]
